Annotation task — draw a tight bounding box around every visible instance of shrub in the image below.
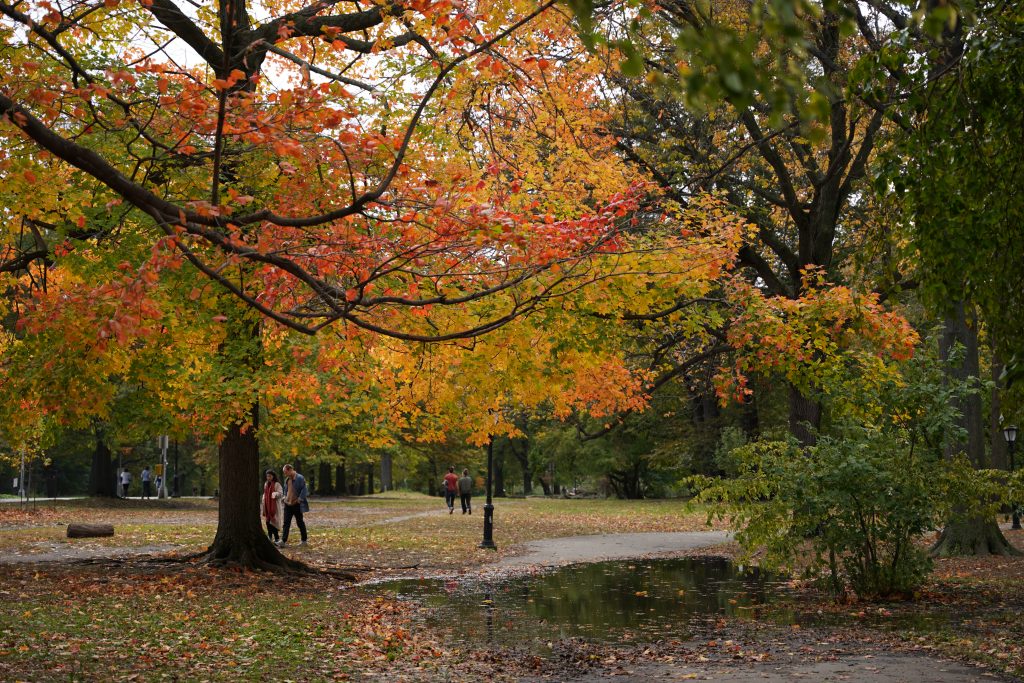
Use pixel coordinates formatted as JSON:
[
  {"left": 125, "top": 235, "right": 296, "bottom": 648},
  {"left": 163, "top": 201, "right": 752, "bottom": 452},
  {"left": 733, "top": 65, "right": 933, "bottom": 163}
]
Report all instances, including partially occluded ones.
[{"left": 691, "top": 349, "right": 999, "bottom": 599}]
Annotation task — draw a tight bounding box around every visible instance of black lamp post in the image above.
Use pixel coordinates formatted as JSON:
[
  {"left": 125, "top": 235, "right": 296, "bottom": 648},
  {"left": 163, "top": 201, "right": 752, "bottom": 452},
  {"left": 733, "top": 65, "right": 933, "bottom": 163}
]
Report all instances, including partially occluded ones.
[
  {"left": 479, "top": 434, "right": 497, "bottom": 550},
  {"left": 1005, "top": 425, "right": 1019, "bottom": 530}
]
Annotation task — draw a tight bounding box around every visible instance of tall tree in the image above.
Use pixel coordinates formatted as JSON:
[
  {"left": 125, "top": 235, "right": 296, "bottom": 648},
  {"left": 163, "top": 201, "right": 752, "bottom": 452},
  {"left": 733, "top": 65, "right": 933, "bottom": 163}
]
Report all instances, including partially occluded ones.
[
  {"left": 898, "top": 1, "right": 1023, "bottom": 556},
  {"left": 579, "top": 0, "right": 947, "bottom": 444},
  {"left": 0, "top": 0, "right": 646, "bottom": 568}
]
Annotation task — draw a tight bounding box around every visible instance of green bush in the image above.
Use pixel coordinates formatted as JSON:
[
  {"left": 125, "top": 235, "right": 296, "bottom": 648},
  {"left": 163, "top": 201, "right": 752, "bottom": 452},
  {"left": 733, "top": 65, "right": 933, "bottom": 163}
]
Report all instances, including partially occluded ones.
[
  {"left": 691, "top": 349, "right": 998, "bottom": 599},
  {"left": 698, "top": 433, "right": 942, "bottom": 598}
]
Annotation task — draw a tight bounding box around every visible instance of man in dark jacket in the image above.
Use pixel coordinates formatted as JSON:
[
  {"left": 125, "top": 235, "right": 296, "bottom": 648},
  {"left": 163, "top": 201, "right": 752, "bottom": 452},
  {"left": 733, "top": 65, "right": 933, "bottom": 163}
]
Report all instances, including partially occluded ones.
[
  {"left": 279, "top": 464, "right": 309, "bottom": 546},
  {"left": 458, "top": 469, "right": 473, "bottom": 515}
]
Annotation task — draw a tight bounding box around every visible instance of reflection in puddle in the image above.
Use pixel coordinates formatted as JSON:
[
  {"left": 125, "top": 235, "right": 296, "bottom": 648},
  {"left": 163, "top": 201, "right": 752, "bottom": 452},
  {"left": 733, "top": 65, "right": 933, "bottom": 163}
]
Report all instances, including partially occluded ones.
[{"left": 376, "top": 557, "right": 792, "bottom": 648}]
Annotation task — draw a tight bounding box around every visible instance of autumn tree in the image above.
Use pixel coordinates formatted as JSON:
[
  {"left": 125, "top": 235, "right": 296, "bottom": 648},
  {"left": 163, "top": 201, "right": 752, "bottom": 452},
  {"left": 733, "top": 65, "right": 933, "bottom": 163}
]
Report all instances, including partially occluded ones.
[
  {"left": 0, "top": 0, "right": 657, "bottom": 568},
  {"left": 563, "top": 0, "right": 956, "bottom": 446}
]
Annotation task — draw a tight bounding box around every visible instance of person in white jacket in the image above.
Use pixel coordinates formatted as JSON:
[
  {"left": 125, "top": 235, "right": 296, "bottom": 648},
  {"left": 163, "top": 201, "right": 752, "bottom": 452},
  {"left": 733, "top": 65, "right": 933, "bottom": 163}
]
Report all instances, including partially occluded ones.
[{"left": 260, "top": 469, "right": 284, "bottom": 543}]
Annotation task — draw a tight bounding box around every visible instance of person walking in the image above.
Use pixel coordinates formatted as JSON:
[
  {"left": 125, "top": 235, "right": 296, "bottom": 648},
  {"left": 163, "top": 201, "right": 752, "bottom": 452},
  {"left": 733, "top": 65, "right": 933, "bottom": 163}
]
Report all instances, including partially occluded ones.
[
  {"left": 279, "top": 464, "right": 308, "bottom": 546},
  {"left": 141, "top": 466, "right": 152, "bottom": 500},
  {"left": 443, "top": 466, "right": 459, "bottom": 515},
  {"left": 120, "top": 468, "right": 132, "bottom": 498},
  {"left": 260, "top": 469, "right": 284, "bottom": 544},
  {"left": 458, "top": 469, "right": 473, "bottom": 515}
]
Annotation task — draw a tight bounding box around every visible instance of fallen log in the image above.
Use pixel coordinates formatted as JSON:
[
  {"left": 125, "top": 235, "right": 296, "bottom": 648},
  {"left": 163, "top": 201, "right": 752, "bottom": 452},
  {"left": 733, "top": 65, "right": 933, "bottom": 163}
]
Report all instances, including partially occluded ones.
[{"left": 67, "top": 523, "right": 115, "bottom": 538}]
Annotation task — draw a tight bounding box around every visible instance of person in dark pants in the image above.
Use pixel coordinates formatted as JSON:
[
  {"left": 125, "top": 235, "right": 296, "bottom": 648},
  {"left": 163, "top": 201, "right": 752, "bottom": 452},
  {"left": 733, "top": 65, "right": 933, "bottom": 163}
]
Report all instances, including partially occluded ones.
[
  {"left": 279, "top": 464, "right": 309, "bottom": 546},
  {"left": 141, "top": 466, "right": 152, "bottom": 500},
  {"left": 458, "top": 469, "right": 473, "bottom": 515},
  {"left": 443, "top": 466, "right": 458, "bottom": 514}
]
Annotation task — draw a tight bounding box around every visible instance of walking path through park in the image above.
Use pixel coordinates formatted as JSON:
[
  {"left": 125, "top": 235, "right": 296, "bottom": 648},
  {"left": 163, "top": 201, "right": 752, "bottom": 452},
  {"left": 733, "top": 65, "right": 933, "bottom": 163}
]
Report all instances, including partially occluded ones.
[{"left": 496, "top": 530, "right": 733, "bottom": 568}]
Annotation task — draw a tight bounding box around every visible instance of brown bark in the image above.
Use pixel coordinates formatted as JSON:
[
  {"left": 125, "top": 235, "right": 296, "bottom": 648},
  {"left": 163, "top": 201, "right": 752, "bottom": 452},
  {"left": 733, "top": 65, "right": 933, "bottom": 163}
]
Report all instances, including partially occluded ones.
[
  {"left": 789, "top": 386, "right": 822, "bottom": 447},
  {"left": 931, "top": 517, "right": 1020, "bottom": 557},
  {"left": 67, "top": 523, "right": 114, "bottom": 538},
  {"left": 203, "top": 417, "right": 305, "bottom": 571},
  {"left": 933, "top": 302, "right": 1014, "bottom": 556}
]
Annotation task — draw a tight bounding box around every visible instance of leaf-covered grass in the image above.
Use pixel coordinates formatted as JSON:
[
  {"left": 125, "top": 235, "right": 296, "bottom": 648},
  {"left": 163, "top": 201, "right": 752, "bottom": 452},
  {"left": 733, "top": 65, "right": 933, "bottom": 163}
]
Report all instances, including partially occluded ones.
[
  {"left": 0, "top": 495, "right": 725, "bottom": 681},
  {"left": 0, "top": 564, "right": 480, "bottom": 682},
  {"left": 1, "top": 496, "right": 1020, "bottom": 680}
]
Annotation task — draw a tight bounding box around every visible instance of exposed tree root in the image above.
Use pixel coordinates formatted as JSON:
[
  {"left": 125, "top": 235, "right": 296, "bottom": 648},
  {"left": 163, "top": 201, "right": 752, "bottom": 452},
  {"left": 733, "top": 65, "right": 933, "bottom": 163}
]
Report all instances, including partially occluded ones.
[{"left": 199, "top": 540, "right": 311, "bottom": 573}]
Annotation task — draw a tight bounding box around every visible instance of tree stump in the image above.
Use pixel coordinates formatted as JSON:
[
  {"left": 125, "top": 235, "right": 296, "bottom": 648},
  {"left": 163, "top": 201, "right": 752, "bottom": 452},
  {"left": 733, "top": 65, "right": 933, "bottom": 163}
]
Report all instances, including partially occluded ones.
[{"left": 67, "top": 523, "right": 115, "bottom": 538}]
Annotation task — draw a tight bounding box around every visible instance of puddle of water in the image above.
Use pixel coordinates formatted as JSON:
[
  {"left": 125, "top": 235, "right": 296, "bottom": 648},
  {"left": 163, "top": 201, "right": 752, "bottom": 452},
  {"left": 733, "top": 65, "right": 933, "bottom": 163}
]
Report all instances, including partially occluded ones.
[{"left": 376, "top": 557, "right": 792, "bottom": 648}]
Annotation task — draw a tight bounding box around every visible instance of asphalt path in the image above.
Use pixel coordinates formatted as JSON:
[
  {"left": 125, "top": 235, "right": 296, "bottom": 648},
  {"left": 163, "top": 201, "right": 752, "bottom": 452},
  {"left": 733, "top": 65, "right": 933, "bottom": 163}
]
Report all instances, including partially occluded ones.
[{"left": 497, "top": 530, "right": 733, "bottom": 568}]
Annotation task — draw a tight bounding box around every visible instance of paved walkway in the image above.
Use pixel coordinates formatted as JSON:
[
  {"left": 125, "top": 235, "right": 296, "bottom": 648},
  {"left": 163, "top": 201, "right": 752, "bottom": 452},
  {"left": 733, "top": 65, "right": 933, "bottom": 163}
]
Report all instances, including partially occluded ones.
[{"left": 498, "top": 530, "right": 732, "bottom": 568}]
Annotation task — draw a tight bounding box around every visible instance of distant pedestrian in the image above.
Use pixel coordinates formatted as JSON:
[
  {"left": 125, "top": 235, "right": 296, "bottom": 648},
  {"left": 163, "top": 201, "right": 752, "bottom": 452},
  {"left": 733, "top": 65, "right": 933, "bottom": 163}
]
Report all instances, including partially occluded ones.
[
  {"left": 120, "top": 468, "right": 132, "bottom": 498},
  {"left": 458, "top": 469, "right": 473, "bottom": 515},
  {"left": 141, "top": 466, "right": 152, "bottom": 499},
  {"left": 155, "top": 475, "right": 163, "bottom": 496},
  {"left": 260, "top": 469, "right": 284, "bottom": 544},
  {"left": 279, "top": 464, "right": 308, "bottom": 546},
  {"left": 443, "top": 466, "right": 459, "bottom": 515}
]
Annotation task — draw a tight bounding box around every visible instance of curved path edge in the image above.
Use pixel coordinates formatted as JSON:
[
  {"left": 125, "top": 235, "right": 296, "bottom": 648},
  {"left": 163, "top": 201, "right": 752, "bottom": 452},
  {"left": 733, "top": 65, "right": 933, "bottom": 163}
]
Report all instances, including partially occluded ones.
[{"left": 496, "top": 530, "right": 733, "bottom": 568}]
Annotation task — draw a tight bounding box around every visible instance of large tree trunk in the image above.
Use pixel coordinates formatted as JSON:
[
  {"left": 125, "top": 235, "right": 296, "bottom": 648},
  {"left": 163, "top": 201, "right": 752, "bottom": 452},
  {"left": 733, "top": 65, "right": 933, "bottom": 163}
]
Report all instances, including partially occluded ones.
[
  {"left": 88, "top": 428, "right": 116, "bottom": 498},
  {"left": 203, "top": 417, "right": 304, "bottom": 571},
  {"left": 788, "top": 386, "right": 821, "bottom": 447},
  {"left": 366, "top": 462, "right": 374, "bottom": 494},
  {"left": 931, "top": 517, "right": 1019, "bottom": 557},
  {"left": 317, "top": 461, "right": 332, "bottom": 495},
  {"left": 933, "top": 302, "right": 1017, "bottom": 556}
]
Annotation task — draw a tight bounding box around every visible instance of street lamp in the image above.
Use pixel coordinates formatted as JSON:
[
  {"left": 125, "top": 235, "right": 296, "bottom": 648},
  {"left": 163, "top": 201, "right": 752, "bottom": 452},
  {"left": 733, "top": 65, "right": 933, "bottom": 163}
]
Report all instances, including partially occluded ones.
[
  {"left": 479, "top": 434, "right": 497, "bottom": 550},
  {"left": 1005, "top": 425, "right": 1019, "bottom": 530}
]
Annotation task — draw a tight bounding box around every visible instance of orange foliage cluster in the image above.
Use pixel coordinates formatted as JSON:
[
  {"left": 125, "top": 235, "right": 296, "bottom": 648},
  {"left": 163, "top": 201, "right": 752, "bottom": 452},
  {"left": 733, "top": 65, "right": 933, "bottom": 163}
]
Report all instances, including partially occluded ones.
[{"left": 716, "top": 273, "right": 918, "bottom": 404}]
